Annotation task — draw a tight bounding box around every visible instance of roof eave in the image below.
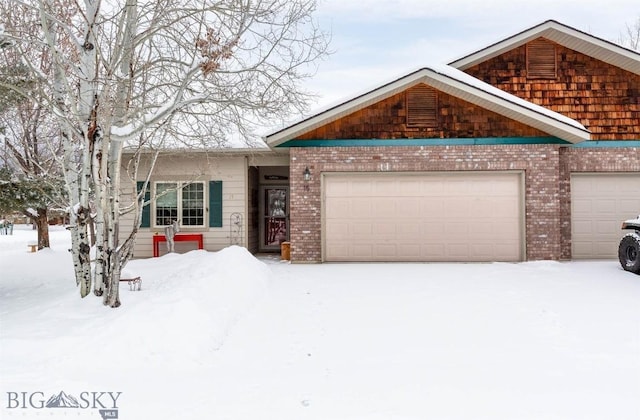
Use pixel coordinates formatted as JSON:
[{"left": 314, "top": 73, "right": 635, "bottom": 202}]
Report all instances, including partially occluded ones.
[
  {"left": 426, "top": 72, "right": 589, "bottom": 144},
  {"left": 266, "top": 67, "right": 589, "bottom": 147},
  {"left": 265, "top": 69, "right": 425, "bottom": 147},
  {"left": 450, "top": 20, "right": 640, "bottom": 75}
]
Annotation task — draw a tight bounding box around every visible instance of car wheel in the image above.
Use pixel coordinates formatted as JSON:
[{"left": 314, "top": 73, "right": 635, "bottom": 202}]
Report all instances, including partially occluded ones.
[{"left": 619, "top": 232, "right": 640, "bottom": 274}]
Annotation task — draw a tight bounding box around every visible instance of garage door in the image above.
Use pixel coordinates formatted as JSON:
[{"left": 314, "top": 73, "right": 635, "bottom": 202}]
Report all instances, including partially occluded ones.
[
  {"left": 571, "top": 173, "right": 640, "bottom": 259},
  {"left": 324, "top": 172, "right": 523, "bottom": 262}
]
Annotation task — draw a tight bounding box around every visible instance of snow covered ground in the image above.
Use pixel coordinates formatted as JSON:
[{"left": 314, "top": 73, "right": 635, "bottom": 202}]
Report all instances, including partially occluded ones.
[{"left": 1, "top": 225, "right": 639, "bottom": 420}]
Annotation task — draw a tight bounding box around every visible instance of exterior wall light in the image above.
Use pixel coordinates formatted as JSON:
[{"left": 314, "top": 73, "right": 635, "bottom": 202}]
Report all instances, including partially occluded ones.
[{"left": 303, "top": 166, "right": 311, "bottom": 182}]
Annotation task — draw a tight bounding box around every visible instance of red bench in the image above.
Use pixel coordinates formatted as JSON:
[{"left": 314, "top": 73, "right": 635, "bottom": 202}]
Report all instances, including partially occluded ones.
[{"left": 152, "top": 233, "right": 204, "bottom": 257}]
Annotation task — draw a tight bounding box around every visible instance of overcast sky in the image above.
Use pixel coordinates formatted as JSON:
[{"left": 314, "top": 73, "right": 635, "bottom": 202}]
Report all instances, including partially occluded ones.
[{"left": 302, "top": 0, "right": 639, "bottom": 110}]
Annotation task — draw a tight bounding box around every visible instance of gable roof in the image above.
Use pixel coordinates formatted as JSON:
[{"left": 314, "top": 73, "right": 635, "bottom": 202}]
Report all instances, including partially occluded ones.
[
  {"left": 264, "top": 65, "right": 590, "bottom": 147},
  {"left": 449, "top": 19, "right": 640, "bottom": 75}
]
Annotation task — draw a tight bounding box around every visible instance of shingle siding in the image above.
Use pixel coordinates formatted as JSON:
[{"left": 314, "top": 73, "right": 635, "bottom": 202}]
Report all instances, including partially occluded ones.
[
  {"left": 463, "top": 39, "right": 640, "bottom": 140},
  {"left": 296, "top": 85, "right": 549, "bottom": 140}
]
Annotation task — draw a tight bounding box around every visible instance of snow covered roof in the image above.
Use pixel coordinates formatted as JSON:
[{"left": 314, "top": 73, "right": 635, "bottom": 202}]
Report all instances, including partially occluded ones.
[
  {"left": 449, "top": 19, "right": 640, "bottom": 75},
  {"left": 264, "top": 65, "right": 590, "bottom": 147}
]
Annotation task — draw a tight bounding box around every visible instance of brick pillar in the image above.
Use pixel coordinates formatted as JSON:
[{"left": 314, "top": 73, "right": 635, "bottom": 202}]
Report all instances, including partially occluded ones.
[
  {"left": 524, "top": 145, "right": 563, "bottom": 260},
  {"left": 289, "top": 148, "right": 322, "bottom": 262}
]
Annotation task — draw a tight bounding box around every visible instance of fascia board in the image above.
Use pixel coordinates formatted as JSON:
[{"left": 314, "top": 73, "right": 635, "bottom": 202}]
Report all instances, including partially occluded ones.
[
  {"left": 265, "top": 70, "right": 426, "bottom": 147},
  {"left": 266, "top": 67, "right": 589, "bottom": 147},
  {"left": 451, "top": 21, "right": 640, "bottom": 75},
  {"left": 420, "top": 71, "right": 589, "bottom": 143}
]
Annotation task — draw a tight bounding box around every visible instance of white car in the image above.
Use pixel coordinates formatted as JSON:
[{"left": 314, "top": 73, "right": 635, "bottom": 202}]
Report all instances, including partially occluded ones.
[{"left": 619, "top": 216, "right": 640, "bottom": 274}]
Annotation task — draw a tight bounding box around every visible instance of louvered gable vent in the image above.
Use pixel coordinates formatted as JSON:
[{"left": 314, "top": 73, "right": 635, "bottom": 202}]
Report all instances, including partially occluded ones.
[
  {"left": 527, "top": 38, "right": 557, "bottom": 79},
  {"left": 406, "top": 84, "right": 437, "bottom": 127}
]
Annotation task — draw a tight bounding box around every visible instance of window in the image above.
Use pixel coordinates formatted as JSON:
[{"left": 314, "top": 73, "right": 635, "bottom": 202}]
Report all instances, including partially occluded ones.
[
  {"left": 527, "top": 38, "right": 557, "bottom": 79},
  {"left": 154, "top": 182, "right": 205, "bottom": 227},
  {"left": 181, "top": 183, "right": 204, "bottom": 226},
  {"left": 406, "top": 84, "right": 438, "bottom": 127}
]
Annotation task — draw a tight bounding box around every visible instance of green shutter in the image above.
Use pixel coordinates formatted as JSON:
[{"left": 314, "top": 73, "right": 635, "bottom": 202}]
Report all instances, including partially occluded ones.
[
  {"left": 209, "top": 181, "right": 223, "bottom": 227},
  {"left": 136, "top": 181, "right": 151, "bottom": 228}
]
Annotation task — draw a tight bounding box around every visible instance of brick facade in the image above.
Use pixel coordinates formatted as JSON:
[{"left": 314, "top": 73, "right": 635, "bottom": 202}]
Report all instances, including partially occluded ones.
[
  {"left": 290, "top": 146, "right": 639, "bottom": 263},
  {"left": 290, "top": 145, "right": 570, "bottom": 262},
  {"left": 275, "top": 25, "right": 640, "bottom": 264}
]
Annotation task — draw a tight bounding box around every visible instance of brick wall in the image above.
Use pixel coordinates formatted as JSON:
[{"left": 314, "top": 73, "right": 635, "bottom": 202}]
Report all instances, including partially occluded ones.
[
  {"left": 290, "top": 145, "right": 565, "bottom": 263},
  {"left": 463, "top": 39, "right": 640, "bottom": 140},
  {"left": 558, "top": 147, "right": 640, "bottom": 259}
]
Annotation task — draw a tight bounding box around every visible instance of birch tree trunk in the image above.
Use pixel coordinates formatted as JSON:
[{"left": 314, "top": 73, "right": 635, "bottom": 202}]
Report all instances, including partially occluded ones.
[
  {"left": 40, "top": 0, "right": 92, "bottom": 294},
  {"left": 9, "top": 0, "right": 328, "bottom": 307}
]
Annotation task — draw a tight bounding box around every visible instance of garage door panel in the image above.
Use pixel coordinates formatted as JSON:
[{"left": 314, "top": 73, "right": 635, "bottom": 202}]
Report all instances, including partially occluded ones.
[
  {"left": 399, "top": 199, "right": 421, "bottom": 217},
  {"left": 620, "top": 199, "right": 640, "bottom": 214},
  {"left": 424, "top": 244, "right": 446, "bottom": 259},
  {"left": 421, "top": 201, "right": 445, "bottom": 217},
  {"left": 399, "top": 180, "right": 423, "bottom": 195},
  {"left": 325, "top": 179, "right": 350, "bottom": 195},
  {"left": 376, "top": 244, "right": 398, "bottom": 258},
  {"left": 444, "top": 222, "right": 469, "bottom": 236},
  {"left": 494, "top": 243, "right": 520, "bottom": 259},
  {"left": 421, "top": 180, "right": 446, "bottom": 195},
  {"left": 572, "top": 198, "right": 592, "bottom": 214},
  {"left": 397, "top": 223, "right": 416, "bottom": 235},
  {"left": 571, "top": 173, "right": 640, "bottom": 259},
  {"left": 473, "top": 200, "right": 497, "bottom": 217},
  {"left": 349, "top": 199, "right": 371, "bottom": 218},
  {"left": 494, "top": 198, "right": 520, "bottom": 217},
  {"left": 495, "top": 224, "right": 520, "bottom": 240},
  {"left": 448, "top": 180, "right": 474, "bottom": 195},
  {"left": 619, "top": 182, "right": 640, "bottom": 193},
  {"left": 350, "top": 180, "right": 373, "bottom": 196},
  {"left": 326, "top": 199, "right": 350, "bottom": 218},
  {"left": 399, "top": 244, "right": 421, "bottom": 258},
  {"left": 326, "top": 222, "right": 350, "bottom": 238},
  {"left": 592, "top": 199, "right": 616, "bottom": 214},
  {"left": 374, "top": 180, "right": 396, "bottom": 194},
  {"left": 351, "top": 244, "right": 373, "bottom": 258},
  {"left": 375, "top": 199, "right": 397, "bottom": 218},
  {"left": 325, "top": 172, "right": 523, "bottom": 262},
  {"left": 596, "top": 220, "right": 619, "bottom": 234},
  {"left": 472, "top": 223, "right": 494, "bottom": 235},
  {"left": 353, "top": 227, "right": 371, "bottom": 239},
  {"left": 423, "top": 221, "right": 445, "bottom": 236}
]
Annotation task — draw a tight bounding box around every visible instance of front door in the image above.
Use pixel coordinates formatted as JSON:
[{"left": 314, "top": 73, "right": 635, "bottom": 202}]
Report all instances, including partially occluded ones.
[{"left": 260, "top": 187, "right": 289, "bottom": 251}]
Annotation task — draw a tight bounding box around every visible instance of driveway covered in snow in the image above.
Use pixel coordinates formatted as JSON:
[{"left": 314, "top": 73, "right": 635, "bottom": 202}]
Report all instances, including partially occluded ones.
[
  {"left": 1, "top": 226, "right": 639, "bottom": 419},
  {"left": 208, "top": 259, "right": 640, "bottom": 420}
]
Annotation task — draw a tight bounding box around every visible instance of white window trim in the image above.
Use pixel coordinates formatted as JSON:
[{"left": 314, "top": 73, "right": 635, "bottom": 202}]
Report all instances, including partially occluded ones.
[{"left": 153, "top": 181, "right": 206, "bottom": 228}]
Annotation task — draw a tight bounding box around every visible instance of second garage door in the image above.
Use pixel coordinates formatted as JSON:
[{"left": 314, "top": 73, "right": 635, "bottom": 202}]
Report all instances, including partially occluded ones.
[
  {"left": 571, "top": 173, "right": 640, "bottom": 259},
  {"left": 324, "top": 172, "right": 524, "bottom": 262}
]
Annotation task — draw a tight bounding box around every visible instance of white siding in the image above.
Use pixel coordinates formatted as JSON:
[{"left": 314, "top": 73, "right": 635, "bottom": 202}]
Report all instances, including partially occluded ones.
[{"left": 119, "top": 153, "right": 247, "bottom": 258}]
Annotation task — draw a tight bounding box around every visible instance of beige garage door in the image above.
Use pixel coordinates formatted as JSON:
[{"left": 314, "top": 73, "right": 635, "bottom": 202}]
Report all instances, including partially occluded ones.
[
  {"left": 571, "top": 173, "right": 640, "bottom": 259},
  {"left": 324, "top": 172, "right": 523, "bottom": 262}
]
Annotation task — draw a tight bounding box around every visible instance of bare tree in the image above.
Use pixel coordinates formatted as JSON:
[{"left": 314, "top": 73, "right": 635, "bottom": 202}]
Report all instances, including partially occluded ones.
[
  {"left": 2, "top": 0, "right": 328, "bottom": 307},
  {"left": 617, "top": 16, "right": 640, "bottom": 51},
  {"left": 0, "top": 99, "right": 66, "bottom": 248},
  {"left": 1, "top": 9, "right": 65, "bottom": 249}
]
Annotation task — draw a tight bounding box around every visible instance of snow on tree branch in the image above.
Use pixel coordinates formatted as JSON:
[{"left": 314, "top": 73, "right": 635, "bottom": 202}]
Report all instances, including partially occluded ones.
[{"left": 1, "top": 0, "right": 329, "bottom": 307}]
